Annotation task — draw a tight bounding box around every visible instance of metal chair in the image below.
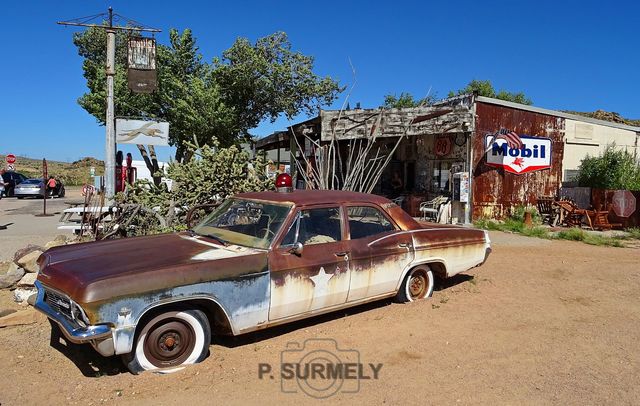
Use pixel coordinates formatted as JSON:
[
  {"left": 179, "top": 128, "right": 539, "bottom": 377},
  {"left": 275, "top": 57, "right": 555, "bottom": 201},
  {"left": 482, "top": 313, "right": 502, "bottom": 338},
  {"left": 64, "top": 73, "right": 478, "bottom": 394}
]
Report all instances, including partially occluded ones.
[{"left": 419, "top": 195, "right": 446, "bottom": 221}]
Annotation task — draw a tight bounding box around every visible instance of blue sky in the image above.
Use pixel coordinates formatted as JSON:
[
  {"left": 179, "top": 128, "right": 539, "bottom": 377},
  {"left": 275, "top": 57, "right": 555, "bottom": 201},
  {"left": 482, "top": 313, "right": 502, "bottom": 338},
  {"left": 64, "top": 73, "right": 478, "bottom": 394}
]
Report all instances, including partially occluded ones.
[{"left": 1, "top": 0, "right": 638, "bottom": 163}]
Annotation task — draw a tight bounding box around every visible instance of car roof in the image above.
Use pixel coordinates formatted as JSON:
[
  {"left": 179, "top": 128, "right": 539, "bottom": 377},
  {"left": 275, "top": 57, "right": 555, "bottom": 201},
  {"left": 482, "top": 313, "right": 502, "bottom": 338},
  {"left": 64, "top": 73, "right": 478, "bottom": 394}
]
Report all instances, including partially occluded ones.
[{"left": 236, "top": 189, "right": 392, "bottom": 207}]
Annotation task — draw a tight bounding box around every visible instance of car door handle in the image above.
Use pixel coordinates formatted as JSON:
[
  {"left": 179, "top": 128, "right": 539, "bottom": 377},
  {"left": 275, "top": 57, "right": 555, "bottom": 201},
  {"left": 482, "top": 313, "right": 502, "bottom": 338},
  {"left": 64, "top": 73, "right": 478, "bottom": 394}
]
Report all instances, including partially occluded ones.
[
  {"left": 334, "top": 251, "right": 348, "bottom": 257},
  {"left": 398, "top": 243, "right": 412, "bottom": 248}
]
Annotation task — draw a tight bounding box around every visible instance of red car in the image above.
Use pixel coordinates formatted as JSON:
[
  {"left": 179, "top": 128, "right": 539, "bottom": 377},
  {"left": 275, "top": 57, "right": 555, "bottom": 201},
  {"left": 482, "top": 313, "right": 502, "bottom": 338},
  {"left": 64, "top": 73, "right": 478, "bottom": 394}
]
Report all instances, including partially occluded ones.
[{"left": 34, "top": 178, "right": 491, "bottom": 373}]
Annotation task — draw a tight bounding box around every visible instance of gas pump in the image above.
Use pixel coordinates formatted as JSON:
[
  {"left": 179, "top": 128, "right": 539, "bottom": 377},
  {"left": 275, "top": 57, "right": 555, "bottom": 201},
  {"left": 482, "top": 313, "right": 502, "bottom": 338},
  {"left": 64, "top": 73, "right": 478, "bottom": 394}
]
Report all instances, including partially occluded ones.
[{"left": 115, "top": 151, "right": 137, "bottom": 192}]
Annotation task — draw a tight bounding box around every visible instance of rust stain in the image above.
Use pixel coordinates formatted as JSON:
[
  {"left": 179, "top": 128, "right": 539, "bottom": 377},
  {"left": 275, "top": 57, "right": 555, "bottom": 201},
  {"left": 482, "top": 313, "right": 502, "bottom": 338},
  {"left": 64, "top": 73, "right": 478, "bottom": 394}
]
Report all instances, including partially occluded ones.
[{"left": 472, "top": 102, "right": 565, "bottom": 220}]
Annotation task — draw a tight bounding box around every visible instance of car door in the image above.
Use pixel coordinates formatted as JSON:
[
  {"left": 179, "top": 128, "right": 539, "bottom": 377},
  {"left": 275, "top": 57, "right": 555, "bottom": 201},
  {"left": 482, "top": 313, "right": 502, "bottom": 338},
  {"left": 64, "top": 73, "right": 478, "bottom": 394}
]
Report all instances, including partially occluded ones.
[
  {"left": 346, "top": 205, "right": 414, "bottom": 302},
  {"left": 268, "top": 206, "right": 351, "bottom": 320}
]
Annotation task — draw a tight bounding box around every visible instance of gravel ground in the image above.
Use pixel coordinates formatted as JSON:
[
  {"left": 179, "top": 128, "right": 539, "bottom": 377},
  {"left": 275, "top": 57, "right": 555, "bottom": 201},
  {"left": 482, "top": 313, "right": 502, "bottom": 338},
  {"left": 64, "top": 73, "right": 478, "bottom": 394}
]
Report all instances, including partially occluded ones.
[{"left": 0, "top": 229, "right": 638, "bottom": 405}]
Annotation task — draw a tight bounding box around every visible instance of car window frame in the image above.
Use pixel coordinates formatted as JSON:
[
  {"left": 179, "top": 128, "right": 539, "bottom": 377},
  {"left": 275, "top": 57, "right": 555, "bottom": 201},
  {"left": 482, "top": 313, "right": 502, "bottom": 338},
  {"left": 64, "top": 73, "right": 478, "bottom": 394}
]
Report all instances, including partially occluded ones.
[{"left": 344, "top": 203, "right": 399, "bottom": 241}]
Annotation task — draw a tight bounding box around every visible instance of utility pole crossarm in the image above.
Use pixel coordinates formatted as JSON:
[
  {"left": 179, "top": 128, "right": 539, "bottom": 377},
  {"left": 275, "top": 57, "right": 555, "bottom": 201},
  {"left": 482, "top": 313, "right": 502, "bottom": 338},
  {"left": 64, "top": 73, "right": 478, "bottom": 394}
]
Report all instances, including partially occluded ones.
[{"left": 56, "top": 22, "right": 161, "bottom": 33}]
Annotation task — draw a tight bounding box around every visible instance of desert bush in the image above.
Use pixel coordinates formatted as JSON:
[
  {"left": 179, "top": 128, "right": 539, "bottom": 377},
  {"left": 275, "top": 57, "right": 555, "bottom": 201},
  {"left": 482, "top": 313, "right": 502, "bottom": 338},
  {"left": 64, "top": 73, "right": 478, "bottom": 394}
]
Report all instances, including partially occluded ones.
[
  {"left": 112, "top": 139, "right": 273, "bottom": 236},
  {"left": 576, "top": 145, "right": 640, "bottom": 190}
]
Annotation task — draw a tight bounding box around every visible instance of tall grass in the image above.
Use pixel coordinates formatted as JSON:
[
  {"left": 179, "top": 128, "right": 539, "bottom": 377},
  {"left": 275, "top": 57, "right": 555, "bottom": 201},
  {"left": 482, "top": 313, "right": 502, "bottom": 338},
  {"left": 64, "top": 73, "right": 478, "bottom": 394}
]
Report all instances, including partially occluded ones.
[{"left": 475, "top": 205, "right": 630, "bottom": 247}]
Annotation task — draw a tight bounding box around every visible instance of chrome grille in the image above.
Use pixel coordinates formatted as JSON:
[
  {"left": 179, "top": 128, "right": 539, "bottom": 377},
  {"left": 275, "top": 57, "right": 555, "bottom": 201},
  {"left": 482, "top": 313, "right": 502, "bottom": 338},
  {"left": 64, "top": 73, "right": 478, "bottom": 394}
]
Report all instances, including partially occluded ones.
[{"left": 44, "top": 288, "right": 73, "bottom": 320}]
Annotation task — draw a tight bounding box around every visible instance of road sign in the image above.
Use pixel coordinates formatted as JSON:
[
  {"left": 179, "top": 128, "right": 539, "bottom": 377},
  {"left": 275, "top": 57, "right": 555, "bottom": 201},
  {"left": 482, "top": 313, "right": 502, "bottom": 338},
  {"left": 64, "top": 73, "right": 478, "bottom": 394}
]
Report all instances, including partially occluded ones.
[
  {"left": 612, "top": 190, "right": 636, "bottom": 218},
  {"left": 6, "top": 154, "right": 16, "bottom": 164},
  {"left": 6, "top": 164, "right": 15, "bottom": 171}
]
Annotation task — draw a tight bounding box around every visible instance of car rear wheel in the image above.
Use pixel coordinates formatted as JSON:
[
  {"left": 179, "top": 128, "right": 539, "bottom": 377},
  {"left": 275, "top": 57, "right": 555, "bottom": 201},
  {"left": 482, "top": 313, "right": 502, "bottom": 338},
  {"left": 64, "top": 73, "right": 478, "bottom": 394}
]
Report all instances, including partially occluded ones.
[
  {"left": 396, "top": 266, "right": 434, "bottom": 303},
  {"left": 122, "top": 309, "right": 211, "bottom": 374}
]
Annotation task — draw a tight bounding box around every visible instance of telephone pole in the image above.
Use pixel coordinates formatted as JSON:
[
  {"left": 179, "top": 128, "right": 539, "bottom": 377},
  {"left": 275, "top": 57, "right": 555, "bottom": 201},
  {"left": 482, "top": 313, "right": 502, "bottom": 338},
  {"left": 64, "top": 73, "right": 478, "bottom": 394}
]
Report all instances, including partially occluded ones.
[
  {"left": 58, "top": 8, "right": 160, "bottom": 199},
  {"left": 105, "top": 8, "right": 116, "bottom": 199}
]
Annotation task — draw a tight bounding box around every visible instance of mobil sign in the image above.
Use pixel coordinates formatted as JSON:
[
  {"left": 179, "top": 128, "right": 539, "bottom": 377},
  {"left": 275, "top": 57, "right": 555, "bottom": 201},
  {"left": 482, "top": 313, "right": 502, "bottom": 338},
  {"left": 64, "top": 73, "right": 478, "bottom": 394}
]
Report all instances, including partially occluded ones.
[{"left": 485, "top": 135, "right": 552, "bottom": 175}]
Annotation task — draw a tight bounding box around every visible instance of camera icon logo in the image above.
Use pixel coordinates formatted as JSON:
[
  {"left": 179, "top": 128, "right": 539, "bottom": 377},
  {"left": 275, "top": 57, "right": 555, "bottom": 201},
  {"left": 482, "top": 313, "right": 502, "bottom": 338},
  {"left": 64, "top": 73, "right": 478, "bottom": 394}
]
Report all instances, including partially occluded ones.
[{"left": 280, "top": 338, "right": 361, "bottom": 398}]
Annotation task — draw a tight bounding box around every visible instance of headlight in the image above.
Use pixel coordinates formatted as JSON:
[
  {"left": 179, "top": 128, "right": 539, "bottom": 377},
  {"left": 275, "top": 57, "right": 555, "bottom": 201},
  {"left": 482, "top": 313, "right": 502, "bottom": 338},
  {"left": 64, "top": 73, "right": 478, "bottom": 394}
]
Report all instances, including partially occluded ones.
[{"left": 70, "top": 301, "right": 90, "bottom": 328}]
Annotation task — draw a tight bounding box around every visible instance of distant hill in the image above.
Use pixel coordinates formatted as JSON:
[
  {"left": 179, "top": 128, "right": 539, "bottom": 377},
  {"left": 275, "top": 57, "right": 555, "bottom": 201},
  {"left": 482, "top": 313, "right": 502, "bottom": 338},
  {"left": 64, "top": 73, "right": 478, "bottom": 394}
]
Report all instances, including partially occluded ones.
[
  {"left": 563, "top": 110, "right": 640, "bottom": 127},
  {"left": 0, "top": 155, "right": 104, "bottom": 186}
]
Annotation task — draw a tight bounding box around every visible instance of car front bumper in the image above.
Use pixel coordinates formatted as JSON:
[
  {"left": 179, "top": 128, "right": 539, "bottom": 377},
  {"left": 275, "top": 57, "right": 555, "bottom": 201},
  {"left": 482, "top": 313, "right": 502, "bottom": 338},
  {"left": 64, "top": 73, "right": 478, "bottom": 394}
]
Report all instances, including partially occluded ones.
[{"left": 34, "top": 281, "right": 116, "bottom": 356}]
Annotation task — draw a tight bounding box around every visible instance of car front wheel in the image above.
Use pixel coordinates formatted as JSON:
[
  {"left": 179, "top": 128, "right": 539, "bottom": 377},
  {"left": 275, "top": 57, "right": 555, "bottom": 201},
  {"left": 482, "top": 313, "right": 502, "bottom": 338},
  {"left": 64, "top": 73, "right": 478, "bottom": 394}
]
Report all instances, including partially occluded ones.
[
  {"left": 396, "top": 266, "right": 435, "bottom": 303},
  {"left": 122, "top": 309, "right": 211, "bottom": 374}
]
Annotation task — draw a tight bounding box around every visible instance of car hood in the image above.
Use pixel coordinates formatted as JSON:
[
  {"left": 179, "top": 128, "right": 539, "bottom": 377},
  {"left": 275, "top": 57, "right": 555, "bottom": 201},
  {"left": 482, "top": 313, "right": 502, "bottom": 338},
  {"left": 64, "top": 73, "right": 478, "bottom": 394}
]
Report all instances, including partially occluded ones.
[{"left": 37, "top": 232, "right": 268, "bottom": 304}]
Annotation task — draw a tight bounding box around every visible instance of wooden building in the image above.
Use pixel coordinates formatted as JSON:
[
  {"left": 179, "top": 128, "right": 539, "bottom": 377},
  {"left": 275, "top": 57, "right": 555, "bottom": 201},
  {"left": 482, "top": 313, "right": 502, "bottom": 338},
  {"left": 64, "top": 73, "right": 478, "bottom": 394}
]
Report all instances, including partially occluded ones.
[{"left": 257, "top": 94, "right": 640, "bottom": 223}]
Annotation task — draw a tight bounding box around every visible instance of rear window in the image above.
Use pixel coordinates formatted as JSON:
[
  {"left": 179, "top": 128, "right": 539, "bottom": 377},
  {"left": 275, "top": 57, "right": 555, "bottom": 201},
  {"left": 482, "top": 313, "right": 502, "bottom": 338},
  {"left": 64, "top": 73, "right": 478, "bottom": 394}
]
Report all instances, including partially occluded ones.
[{"left": 21, "top": 179, "right": 42, "bottom": 185}]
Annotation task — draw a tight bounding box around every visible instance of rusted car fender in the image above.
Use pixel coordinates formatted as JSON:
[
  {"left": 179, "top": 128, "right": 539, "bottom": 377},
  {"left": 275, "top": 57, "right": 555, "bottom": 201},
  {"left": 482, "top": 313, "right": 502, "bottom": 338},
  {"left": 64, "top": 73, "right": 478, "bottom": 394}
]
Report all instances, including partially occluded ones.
[
  {"left": 395, "top": 259, "right": 448, "bottom": 292},
  {"left": 111, "top": 294, "right": 235, "bottom": 356},
  {"left": 92, "top": 273, "right": 271, "bottom": 355},
  {"left": 393, "top": 227, "right": 490, "bottom": 289}
]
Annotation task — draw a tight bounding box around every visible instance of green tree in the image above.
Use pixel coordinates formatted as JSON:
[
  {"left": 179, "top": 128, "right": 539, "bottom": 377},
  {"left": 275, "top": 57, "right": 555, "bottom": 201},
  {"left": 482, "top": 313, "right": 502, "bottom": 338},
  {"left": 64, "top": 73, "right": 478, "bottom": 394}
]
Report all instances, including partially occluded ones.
[
  {"left": 576, "top": 145, "right": 640, "bottom": 190},
  {"left": 212, "top": 32, "right": 342, "bottom": 136},
  {"left": 382, "top": 92, "right": 438, "bottom": 108},
  {"left": 448, "top": 79, "right": 532, "bottom": 105},
  {"left": 73, "top": 28, "right": 341, "bottom": 164}
]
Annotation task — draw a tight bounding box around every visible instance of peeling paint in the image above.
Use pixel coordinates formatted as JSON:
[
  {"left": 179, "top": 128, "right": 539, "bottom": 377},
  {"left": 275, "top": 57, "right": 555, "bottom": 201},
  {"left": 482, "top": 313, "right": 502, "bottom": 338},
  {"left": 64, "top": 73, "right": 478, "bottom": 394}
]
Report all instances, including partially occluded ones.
[
  {"left": 35, "top": 191, "right": 491, "bottom": 362},
  {"left": 473, "top": 102, "right": 565, "bottom": 219}
]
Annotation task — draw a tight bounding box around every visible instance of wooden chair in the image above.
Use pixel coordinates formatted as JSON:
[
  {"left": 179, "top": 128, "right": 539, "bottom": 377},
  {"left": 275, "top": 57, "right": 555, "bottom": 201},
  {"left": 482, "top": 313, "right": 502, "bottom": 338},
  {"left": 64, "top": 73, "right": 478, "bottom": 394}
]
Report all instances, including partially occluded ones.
[
  {"left": 536, "top": 196, "right": 555, "bottom": 225},
  {"left": 589, "top": 205, "right": 622, "bottom": 230},
  {"left": 553, "top": 200, "right": 594, "bottom": 229}
]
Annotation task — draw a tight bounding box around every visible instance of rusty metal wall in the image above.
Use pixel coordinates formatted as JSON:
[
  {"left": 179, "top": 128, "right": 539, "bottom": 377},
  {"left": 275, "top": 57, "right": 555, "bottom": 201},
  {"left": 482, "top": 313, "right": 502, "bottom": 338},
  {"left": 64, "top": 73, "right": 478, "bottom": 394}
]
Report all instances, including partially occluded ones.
[{"left": 472, "top": 102, "right": 565, "bottom": 219}]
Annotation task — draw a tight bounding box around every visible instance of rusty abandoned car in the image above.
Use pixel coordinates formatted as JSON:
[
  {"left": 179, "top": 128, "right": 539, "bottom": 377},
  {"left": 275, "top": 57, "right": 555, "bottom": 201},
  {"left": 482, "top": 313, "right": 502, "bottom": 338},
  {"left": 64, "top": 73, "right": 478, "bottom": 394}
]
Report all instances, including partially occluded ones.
[{"left": 34, "top": 175, "right": 491, "bottom": 373}]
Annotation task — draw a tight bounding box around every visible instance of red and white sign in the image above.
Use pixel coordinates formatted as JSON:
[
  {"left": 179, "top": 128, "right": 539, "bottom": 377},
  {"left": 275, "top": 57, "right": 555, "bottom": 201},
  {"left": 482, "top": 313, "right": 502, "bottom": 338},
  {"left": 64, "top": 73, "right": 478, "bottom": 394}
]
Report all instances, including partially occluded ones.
[
  {"left": 434, "top": 136, "right": 452, "bottom": 157},
  {"left": 612, "top": 190, "right": 636, "bottom": 218},
  {"left": 5, "top": 154, "right": 16, "bottom": 164},
  {"left": 485, "top": 135, "right": 552, "bottom": 175}
]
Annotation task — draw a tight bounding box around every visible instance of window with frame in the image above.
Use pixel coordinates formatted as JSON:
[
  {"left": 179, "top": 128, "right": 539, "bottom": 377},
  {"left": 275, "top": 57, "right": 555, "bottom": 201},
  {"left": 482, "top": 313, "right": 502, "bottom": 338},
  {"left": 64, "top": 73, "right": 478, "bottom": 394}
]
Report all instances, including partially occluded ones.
[
  {"left": 347, "top": 206, "right": 395, "bottom": 239},
  {"left": 281, "top": 207, "right": 342, "bottom": 246}
]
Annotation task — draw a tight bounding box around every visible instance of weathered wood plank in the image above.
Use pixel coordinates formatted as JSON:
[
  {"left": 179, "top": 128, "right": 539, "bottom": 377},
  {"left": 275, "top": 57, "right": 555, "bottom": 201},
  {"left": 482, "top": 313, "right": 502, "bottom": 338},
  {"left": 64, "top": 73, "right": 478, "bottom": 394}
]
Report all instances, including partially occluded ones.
[{"left": 320, "top": 107, "right": 473, "bottom": 141}]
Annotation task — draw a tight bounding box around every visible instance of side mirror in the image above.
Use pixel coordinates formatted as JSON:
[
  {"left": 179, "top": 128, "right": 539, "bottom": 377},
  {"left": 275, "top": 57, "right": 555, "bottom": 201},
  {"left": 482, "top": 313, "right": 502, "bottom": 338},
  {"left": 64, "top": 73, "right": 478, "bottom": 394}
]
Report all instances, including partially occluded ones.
[{"left": 289, "top": 242, "right": 303, "bottom": 256}]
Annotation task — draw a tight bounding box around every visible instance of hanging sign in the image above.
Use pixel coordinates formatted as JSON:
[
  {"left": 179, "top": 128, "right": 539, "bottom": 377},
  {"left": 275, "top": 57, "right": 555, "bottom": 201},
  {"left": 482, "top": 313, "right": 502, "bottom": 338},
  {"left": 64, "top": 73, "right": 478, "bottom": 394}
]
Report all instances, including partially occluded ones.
[
  {"left": 127, "top": 37, "right": 157, "bottom": 93},
  {"left": 116, "top": 119, "right": 169, "bottom": 146},
  {"left": 485, "top": 134, "right": 552, "bottom": 174}
]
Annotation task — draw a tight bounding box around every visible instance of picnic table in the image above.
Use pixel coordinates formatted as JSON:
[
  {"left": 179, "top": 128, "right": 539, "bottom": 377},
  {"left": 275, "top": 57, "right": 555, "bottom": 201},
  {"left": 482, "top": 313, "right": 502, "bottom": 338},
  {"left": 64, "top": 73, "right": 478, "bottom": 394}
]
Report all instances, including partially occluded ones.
[{"left": 58, "top": 201, "right": 117, "bottom": 234}]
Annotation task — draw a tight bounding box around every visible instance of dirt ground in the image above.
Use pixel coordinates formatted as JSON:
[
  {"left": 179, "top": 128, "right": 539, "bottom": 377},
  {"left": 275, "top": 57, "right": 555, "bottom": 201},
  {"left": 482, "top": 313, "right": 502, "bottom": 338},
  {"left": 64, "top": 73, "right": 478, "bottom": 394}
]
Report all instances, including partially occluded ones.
[{"left": 0, "top": 231, "right": 638, "bottom": 405}]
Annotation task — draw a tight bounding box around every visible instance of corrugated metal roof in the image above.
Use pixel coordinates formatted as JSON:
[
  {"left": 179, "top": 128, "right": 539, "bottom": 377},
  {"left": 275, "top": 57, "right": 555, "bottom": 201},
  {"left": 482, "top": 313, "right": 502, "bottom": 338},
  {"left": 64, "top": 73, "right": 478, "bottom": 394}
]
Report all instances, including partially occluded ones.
[{"left": 476, "top": 96, "right": 640, "bottom": 132}]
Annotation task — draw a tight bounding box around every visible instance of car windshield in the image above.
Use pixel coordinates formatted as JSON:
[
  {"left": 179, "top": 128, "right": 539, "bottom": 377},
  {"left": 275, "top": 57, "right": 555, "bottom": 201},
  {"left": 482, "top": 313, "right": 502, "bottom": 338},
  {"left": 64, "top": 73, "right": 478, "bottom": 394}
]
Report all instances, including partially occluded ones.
[
  {"left": 192, "top": 198, "right": 292, "bottom": 249},
  {"left": 21, "top": 179, "right": 42, "bottom": 185}
]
